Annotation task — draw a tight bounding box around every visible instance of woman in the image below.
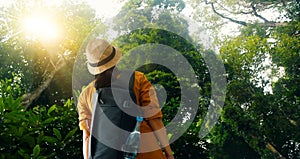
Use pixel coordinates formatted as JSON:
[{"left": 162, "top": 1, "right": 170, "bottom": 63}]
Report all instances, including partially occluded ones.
[{"left": 77, "top": 38, "right": 174, "bottom": 159}]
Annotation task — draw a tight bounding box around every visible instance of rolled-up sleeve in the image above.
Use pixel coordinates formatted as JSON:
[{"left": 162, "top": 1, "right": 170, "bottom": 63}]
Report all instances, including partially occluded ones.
[{"left": 77, "top": 83, "right": 94, "bottom": 130}]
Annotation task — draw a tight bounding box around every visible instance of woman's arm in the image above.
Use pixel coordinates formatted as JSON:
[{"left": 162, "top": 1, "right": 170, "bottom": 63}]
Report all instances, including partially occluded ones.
[
  {"left": 83, "top": 130, "right": 89, "bottom": 159},
  {"left": 82, "top": 120, "right": 91, "bottom": 159},
  {"left": 148, "top": 118, "right": 174, "bottom": 159},
  {"left": 77, "top": 86, "right": 93, "bottom": 159},
  {"left": 138, "top": 73, "right": 174, "bottom": 158}
]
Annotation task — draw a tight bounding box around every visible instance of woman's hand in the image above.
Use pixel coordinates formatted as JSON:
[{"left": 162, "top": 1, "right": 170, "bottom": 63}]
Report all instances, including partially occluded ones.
[
  {"left": 166, "top": 153, "right": 175, "bottom": 159},
  {"left": 148, "top": 118, "right": 175, "bottom": 159},
  {"left": 164, "top": 146, "right": 175, "bottom": 159}
]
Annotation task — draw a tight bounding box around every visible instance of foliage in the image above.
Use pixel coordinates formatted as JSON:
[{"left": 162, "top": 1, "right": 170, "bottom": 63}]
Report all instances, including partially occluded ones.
[
  {"left": 188, "top": 0, "right": 300, "bottom": 45},
  {"left": 0, "top": 0, "right": 99, "bottom": 107},
  {"left": 209, "top": 18, "right": 300, "bottom": 158},
  {"left": 0, "top": 75, "right": 82, "bottom": 159},
  {"left": 1, "top": 0, "right": 299, "bottom": 158},
  {"left": 111, "top": 1, "right": 213, "bottom": 157}
]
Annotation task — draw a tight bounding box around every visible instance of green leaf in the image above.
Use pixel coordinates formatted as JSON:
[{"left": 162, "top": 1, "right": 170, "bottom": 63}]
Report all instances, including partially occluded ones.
[
  {"left": 5, "top": 94, "right": 22, "bottom": 110},
  {"left": 6, "top": 85, "right": 11, "bottom": 91},
  {"left": 44, "top": 152, "right": 57, "bottom": 158},
  {"left": 33, "top": 145, "right": 40, "bottom": 158},
  {"left": 53, "top": 128, "right": 62, "bottom": 141},
  {"left": 63, "top": 127, "right": 78, "bottom": 141},
  {"left": 167, "top": 133, "right": 173, "bottom": 140},
  {"left": 4, "top": 111, "right": 26, "bottom": 122},
  {"left": 16, "top": 127, "right": 24, "bottom": 137},
  {"left": 64, "top": 99, "right": 72, "bottom": 107},
  {"left": 47, "top": 105, "right": 56, "bottom": 115},
  {"left": 28, "top": 111, "right": 38, "bottom": 123},
  {"left": 18, "top": 149, "right": 30, "bottom": 159},
  {"left": 0, "top": 98, "right": 4, "bottom": 113},
  {"left": 36, "top": 131, "right": 44, "bottom": 145},
  {"left": 43, "top": 118, "right": 54, "bottom": 124},
  {"left": 44, "top": 136, "right": 58, "bottom": 143}
]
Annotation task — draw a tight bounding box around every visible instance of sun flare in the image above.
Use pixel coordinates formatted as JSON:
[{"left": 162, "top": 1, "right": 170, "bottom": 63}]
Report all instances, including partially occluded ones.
[{"left": 22, "top": 14, "right": 61, "bottom": 41}]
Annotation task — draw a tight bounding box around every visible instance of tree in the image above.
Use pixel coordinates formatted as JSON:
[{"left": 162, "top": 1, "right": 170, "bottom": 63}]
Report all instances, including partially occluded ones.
[
  {"left": 3, "top": 0, "right": 298, "bottom": 158},
  {"left": 0, "top": 0, "right": 100, "bottom": 108},
  {"left": 201, "top": 0, "right": 300, "bottom": 157},
  {"left": 99, "top": 0, "right": 217, "bottom": 158},
  {"left": 191, "top": 0, "right": 299, "bottom": 27},
  {"left": 188, "top": 0, "right": 300, "bottom": 42},
  {"left": 0, "top": 0, "right": 101, "bottom": 158}
]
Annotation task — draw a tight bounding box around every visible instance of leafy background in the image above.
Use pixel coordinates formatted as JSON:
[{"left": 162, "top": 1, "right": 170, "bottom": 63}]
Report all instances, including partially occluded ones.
[{"left": 0, "top": 0, "right": 299, "bottom": 158}]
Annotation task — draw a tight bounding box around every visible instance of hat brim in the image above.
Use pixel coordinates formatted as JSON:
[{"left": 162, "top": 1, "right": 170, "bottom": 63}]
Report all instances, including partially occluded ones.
[{"left": 87, "top": 46, "right": 122, "bottom": 75}]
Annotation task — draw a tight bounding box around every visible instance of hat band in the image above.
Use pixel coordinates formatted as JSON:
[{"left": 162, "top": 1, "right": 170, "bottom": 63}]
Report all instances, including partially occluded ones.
[{"left": 89, "top": 47, "right": 116, "bottom": 67}]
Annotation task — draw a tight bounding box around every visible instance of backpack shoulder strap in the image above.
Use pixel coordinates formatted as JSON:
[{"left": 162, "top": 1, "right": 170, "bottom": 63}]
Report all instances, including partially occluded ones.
[
  {"left": 127, "top": 70, "right": 136, "bottom": 104},
  {"left": 88, "top": 88, "right": 100, "bottom": 158}
]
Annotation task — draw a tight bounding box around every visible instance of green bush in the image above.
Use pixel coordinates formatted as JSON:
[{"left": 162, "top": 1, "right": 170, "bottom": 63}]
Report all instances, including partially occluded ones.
[{"left": 0, "top": 75, "right": 83, "bottom": 159}]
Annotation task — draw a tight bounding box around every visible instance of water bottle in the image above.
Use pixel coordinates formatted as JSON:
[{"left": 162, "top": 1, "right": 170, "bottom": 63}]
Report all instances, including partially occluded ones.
[{"left": 122, "top": 116, "right": 143, "bottom": 159}]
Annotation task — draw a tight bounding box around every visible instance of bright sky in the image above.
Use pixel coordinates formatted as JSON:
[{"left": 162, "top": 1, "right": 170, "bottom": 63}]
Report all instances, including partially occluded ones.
[
  {"left": 86, "top": 0, "right": 125, "bottom": 19},
  {"left": 0, "top": 1, "right": 10, "bottom": 6},
  {"left": 0, "top": 0, "right": 125, "bottom": 42},
  {"left": 0, "top": 0, "right": 124, "bottom": 18}
]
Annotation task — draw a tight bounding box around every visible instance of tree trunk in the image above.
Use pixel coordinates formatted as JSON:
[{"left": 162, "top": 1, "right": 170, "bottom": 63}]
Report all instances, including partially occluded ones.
[{"left": 21, "top": 58, "right": 66, "bottom": 109}]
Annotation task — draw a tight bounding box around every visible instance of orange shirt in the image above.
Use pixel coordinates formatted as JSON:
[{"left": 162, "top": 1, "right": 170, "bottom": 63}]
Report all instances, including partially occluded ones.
[{"left": 77, "top": 71, "right": 166, "bottom": 159}]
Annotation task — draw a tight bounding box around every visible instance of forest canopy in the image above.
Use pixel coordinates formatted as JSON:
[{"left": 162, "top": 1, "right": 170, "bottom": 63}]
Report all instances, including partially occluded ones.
[{"left": 0, "top": 0, "right": 299, "bottom": 158}]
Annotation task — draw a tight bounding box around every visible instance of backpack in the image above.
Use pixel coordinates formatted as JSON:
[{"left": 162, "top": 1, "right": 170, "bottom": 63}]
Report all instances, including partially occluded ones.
[{"left": 89, "top": 70, "right": 139, "bottom": 159}]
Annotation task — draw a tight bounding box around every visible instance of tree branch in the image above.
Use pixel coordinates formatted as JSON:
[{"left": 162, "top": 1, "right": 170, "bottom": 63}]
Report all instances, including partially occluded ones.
[
  {"left": 204, "top": 0, "right": 288, "bottom": 28},
  {"left": 280, "top": 0, "right": 294, "bottom": 16},
  {"left": 21, "top": 57, "right": 66, "bottom": 109},
  {"left": 263, "top": 22, "right": 288, "bottom": 27},
  {"left": 208, "top": 1, "right": 247, "bottom": 26},
  {"left": 215, "top": 2, "right": 253, "bottom": 15},
  {"left": 251, "top": 3, "right": 270, "bottom": 23}
]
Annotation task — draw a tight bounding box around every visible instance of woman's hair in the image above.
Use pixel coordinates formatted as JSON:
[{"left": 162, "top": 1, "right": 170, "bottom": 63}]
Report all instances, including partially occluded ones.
[{"left": 94, "top": 67, "right": 117, "bottom": 89}]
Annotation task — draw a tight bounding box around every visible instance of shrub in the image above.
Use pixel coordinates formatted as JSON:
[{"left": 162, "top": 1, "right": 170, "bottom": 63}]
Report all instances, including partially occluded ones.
[{"left": 0, "top": 75, "right": 83, "bottom": 159}]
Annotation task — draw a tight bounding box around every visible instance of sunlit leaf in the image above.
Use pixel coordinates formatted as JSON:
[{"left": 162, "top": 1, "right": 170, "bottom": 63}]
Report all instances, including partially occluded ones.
[
  {"left": 33, "top": 145, "right": 40, "bottom": 158},
  {"left": 53, "top": 128, "right": 62, "bottom": 141},
  {"left": 63, "top": 127, "right": 78, "bottom": 141}
]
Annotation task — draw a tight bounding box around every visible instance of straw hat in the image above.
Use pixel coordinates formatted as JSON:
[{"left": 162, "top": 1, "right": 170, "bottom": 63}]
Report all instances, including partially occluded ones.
[{"left": 85, "top": 39, "right": 122, "bottom": 75}]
